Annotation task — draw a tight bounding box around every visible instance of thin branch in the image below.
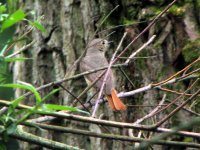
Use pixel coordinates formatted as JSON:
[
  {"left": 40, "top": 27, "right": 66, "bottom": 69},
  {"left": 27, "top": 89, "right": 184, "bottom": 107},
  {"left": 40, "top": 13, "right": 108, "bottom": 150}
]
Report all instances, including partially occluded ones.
[
  {"left": 167, "top": 100, "right": 200, "bottom": 117},
  {"left": 96, "top": 5, "right": 119, "bottom": 32},
  {"left": 133, "top": 94, "right": 166, "bottom": 125},
  {"left": 125, "top": 35, "right": 156, "bottom": 64},
  {"left": 6, "top": 40, "right": 36, "bottom": 58},
  {"left": 158, "top": 87, "right": 193, "bottom": 96},
  {"left": 118, "top": 74, "right": 199, "bottom": 98},
  {"left": 113, "top": 0, "right": 178, "bottom": 64},
  {"left": 119, "top": 67, "right": 135, "bottom": 88},
  {"left": 98, "top": 20, "right": 151, "bottom": 34},
  {"left": 120, "top": 55, "right": 157, "bottom": 59},
  {"left": 155, "top": 83, "right": 200, "bottom": 128},
  {"left": 150, "top": 78, "right": 199, "bottom": 121},
  {"left": 152, "top": 57, "right": 200, "bottom": 86},
  {"left": 72, "top": 69, "right": 106, "bottom": 107},
  {"left": 128, "top": 94, "right": 166, "bottom": 141},
  {"left": 127, "top": 104, "right": 167, "bottom": 107},
  {"left": 20, "top": 63, "right": 126, "bottom": 98},
  {"left": 118, "top": 84, "right": 152, "bottom": 98},
  {"left": 58, "top": 84, "right": 90, "bottom": 113},
  {"left": 3, "top": 26, "right": 34, "bottom": 56}
]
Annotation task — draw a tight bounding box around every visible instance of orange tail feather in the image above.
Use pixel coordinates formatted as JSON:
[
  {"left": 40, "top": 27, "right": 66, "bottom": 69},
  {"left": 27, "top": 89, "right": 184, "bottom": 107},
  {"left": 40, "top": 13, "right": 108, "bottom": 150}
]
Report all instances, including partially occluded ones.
[
  {"left": 111, "top": 89, "right": 126, "bottom": 111},
  {"left": 106, "top": 89, "right": 126, "bottom": 111},
  {"left": 106, "top": 95, "right": 117, "bottom": 111}
]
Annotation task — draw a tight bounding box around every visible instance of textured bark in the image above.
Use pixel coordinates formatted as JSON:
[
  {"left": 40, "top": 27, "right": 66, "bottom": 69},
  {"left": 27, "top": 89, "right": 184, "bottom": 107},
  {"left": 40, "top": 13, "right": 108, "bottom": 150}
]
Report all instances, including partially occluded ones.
[{"left": 14, "top": 0, "right": 200, "bottom": 149}]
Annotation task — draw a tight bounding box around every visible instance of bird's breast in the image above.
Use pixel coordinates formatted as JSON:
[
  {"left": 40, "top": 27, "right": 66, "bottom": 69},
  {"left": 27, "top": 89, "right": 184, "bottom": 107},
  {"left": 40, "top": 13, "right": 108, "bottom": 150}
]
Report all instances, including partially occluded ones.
[{"left": 85, "top": 55, "right": 108, "bottom": 68}]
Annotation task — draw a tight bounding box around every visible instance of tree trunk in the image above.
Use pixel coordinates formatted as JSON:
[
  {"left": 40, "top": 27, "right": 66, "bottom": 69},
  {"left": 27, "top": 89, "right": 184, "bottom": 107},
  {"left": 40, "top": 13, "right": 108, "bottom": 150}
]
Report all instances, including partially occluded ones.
[{"left": 14, "top": 0, "right": 200, "bottom": 149}]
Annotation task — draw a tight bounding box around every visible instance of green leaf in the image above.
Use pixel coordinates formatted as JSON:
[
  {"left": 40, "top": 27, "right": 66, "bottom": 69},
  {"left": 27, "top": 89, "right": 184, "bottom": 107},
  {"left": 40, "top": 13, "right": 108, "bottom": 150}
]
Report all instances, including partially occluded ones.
[
  {"left": 0, "top": 82, "right": 42, "bottom": 107},
  {"left": 42, "top": 88, "right": 60, "bottom": 102},
  {"left": 0, "top": 4, "right": 7, "bottom": 13},
  {"left": 43, "top": 104, "right": 77, "bottom": 111},
  {"left": 29, "top": 20, "right": 46, "bottom": 32},
  {"left": 0, "top": 44, "right": 8, "bottom": 56},
  {"left": 1, "top": 9, "right": 26, "bottom": 31},
  {"left": 5, "top": 57, "right": 32, "bottom": 62},
  {"left": 42, "top": 104, "right": 90, "bottom": 115},
  {"left": 17, "top": 81, "right": 42, "bottom": 104},
  {"left": 0, "top": 56, "right": 7, "bottom": 83},
  {"left": 11, "top": 96, "right": 25, "bottom": 108}
]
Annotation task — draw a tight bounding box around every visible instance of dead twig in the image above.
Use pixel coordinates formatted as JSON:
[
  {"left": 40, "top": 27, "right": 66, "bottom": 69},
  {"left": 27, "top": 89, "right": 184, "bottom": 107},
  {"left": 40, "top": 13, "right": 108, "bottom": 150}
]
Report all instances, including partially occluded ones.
[
  {"left": 152, "top": 57, "right": 200, "bottom": 86},
  {"left": 113, "top": 0, "right": 178, "bottom": 65},
  {"left": 134, "top": 94, "right": 167, "bottom": 125},
  {"left": 125, "top": 35, "right": 156, "bottom": 64},
  {"left": 154, "top": 80, "right": 200, "bottom": 128},
  {"left": 6, "top": 40, "right": 35, "bottom": 58},
  {"left": 150, "top": 78, "right": 199, "bottom": 120}
]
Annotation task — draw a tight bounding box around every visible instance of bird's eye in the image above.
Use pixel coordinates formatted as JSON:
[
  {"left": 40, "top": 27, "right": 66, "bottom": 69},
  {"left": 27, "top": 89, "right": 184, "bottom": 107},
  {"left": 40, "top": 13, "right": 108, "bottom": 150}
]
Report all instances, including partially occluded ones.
[{"left": 102, "top": 41, "right": 105, "bottom": 45}]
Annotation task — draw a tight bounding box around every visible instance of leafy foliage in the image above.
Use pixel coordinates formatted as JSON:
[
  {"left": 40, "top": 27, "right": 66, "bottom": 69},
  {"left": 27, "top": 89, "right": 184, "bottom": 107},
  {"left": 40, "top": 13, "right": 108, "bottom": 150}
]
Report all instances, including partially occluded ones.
[
  {"left": 0, "top": 2, "right": 45, "bottom": 98},
  {"left": 42, "top": 104, "right": 90, "bottom": 115},
  {"left": 29, "top": 20, "right": 46, "bottom": 32},
  {"left": 1, "top": 9, "right": 26, "bottom": 32},
  {"left": 0, "top": 2, "right": 87, "bottom": 147},
  {"left": 0, "top": 81, "right": 88, "bottom": 138}
]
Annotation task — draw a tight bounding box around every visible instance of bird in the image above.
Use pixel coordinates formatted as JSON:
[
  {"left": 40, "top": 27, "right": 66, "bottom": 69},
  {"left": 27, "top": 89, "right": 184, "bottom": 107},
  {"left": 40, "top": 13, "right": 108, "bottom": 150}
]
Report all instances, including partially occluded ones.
[{"left": 80, "top": 38, "right": 126, "bottom": 111}]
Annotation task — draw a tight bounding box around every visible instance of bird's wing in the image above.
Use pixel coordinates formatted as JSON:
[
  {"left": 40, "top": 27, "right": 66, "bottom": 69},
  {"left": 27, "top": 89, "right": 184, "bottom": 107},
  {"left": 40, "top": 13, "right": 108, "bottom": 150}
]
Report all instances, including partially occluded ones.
[{"left": 80, "top": 56, "right": 114, "bottom": 94}]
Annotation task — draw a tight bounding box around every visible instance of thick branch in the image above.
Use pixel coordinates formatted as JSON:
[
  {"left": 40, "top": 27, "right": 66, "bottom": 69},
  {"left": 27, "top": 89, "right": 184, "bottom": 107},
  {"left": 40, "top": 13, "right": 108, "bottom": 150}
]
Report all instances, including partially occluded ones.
[
  {"left": 0, "top": 99, "right": 199, "bottom": 138},
  {"left": 22, "top": 122, "right": 200, "bottom": 149},
  {"left": 0, "top": 125, "right": 80, "bottom": 150}
]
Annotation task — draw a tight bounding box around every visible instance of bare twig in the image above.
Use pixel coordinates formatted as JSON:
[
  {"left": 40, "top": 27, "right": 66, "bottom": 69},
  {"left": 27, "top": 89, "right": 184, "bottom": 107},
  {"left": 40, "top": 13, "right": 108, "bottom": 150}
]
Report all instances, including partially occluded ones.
[
  {"left": 113, "top": 0, "right": 178, "bottom": 64},
  {"left": 150, "top": 78, "right": 199, "bottom": 120},
  {"left": 3, "top": 26, "right": 34, "bottom": 56},
  {"left": 158, "top": 87, "right": 193, "bottom": 96},
  {"left": 120, "top": 56, "right": 157, "bottom": 59},
  {"left": 134, "top": 94, "right": 166, "bottom": 125},
  {"left": 125, "top": 35, "right": 156, "bottom": 64},
  {"left": 72, "top": 72, "right": 105, "bottom": 106},
  {"left": 165, "top": 100, "right": 200, "bottom": 116},
  {"left": 58, "top": 84, "right": 90, "bottom": 113},
  {"left": 118, "top": 74, "right": 199, "bottom": 98},
  {"left": 128, "top": 94, "right": 166, "bottom": 144},
  {"left": 20, "top": 63, "right": 126, "bottom": 98},
  {"left": 119, "top": 67, "right": 135, "bottom": 88},
  {"left": 6, "top": 40, "right": 36, "bottom": 58},
  {"left": 152, "top": 57, "right": 200, "bottom": 86},
  {"left": 155, "top": 81, "right": 200, "bottom": 128}
]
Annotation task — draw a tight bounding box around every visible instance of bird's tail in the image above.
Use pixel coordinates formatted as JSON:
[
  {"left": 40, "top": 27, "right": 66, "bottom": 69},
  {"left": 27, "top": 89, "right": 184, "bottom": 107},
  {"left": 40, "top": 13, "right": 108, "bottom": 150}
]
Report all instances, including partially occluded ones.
[{"left": 106, "top": 89, "right": 126, "bottom": 111}]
